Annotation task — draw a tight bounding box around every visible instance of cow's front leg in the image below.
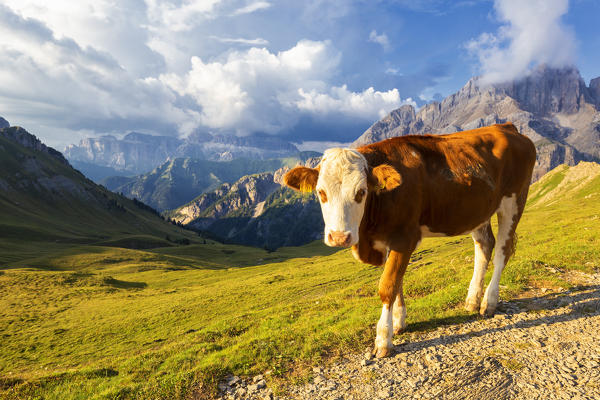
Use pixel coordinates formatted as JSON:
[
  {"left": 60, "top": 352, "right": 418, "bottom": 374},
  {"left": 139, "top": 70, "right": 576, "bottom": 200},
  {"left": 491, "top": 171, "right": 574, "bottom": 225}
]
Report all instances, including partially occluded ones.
[
  {"left": 392, "top": 288, "right": 406, "bottom": 334},
  {"left": 374, "top": 249, "right": 411, "bottom": 358}
]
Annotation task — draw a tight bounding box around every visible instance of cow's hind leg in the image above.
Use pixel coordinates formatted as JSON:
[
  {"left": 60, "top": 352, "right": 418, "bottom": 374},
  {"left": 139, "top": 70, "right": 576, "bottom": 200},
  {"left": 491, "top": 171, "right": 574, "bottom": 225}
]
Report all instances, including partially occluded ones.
[
  {"left": 480, "top": 193, "right": 524, "bottom": 316},
  {"left": 374, "top": 248, "right": 412, "bottom": 358},
  {"left": 465, "top": 222, "right": 495, "bottom": 312}
]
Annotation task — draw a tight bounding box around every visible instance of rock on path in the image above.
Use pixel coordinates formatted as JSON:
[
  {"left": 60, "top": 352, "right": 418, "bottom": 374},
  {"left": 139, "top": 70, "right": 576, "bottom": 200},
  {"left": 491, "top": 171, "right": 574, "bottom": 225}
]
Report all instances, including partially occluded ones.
[{"left": 218, "top": 272, "right": 600, "bottom": 400}]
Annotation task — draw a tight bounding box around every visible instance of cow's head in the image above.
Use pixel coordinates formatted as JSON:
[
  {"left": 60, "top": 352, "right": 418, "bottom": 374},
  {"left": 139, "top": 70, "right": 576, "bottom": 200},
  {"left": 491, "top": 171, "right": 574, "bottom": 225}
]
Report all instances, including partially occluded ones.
[{"left": 283, "top": 148, "right": 401, "bottom": 247}]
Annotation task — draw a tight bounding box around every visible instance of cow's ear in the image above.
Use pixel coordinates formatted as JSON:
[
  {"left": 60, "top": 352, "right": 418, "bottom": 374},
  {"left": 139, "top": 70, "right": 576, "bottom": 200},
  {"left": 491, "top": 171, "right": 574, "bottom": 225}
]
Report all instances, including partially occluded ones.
[
  {"left": 283, "top": 166, "right": 320, "bottom": 193},
  {"left": 368, "top": 164, "right": 402, "bottom": 193}
]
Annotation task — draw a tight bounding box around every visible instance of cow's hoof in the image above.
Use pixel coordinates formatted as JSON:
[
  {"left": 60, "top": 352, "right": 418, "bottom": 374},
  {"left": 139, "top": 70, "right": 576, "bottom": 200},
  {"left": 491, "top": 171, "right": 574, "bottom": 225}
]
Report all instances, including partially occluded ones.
[
  {"left": 465, "top": 299, "right": 480, "bottom": 312},
  {"left": 373, "top": 346, "right": 392, "bottom": 358},
  {"left": 479, "top": 302, "right": 496, "bottom": 317},
  {"left": 393, "top": 326, "right": 405, "bottom": 335}
]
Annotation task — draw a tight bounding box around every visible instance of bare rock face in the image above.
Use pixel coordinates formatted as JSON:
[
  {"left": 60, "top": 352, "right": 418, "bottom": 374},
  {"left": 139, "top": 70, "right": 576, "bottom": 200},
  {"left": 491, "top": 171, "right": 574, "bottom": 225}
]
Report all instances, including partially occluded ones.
[
  {"left": 589, "top": 77, "right": 600, "bottom": 106},
  {"left": 353, "top": 65, "right": 600, "bottom": 180}
]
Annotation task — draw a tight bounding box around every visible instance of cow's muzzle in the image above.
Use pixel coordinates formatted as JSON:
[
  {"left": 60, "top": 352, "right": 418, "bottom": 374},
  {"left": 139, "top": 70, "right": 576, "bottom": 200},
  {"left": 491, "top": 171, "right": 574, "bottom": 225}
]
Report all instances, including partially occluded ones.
[{"left": 327, "top": 231, "right": 352, "bottom": 247}]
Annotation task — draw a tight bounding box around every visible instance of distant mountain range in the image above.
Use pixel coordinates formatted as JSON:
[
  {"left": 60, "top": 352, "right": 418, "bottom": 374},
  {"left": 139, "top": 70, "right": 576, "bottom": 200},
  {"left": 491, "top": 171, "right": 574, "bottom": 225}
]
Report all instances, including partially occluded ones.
[
  {"left": 103, "top": 152, "right": 319, "bottom": 211},
  {"left": 0, "top": 123, "right": 197, "bottom": 249},
  {"left": 166, "top": 158, "right": 323, "bottom": 250},
  {"left": 354, "top": 65, "right": 600, "bottom": 180},
  {"left": 64, "top": 130, "right": 301, "bottom": 178},
  {"left": 3, "top": 64, "right": 599, "bottom": 251}
]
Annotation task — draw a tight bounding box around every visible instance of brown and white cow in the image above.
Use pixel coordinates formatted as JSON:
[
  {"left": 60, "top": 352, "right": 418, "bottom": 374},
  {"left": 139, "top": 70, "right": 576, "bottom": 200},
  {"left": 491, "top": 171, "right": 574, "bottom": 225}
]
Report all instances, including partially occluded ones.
[{"left": 283, "top": 122, "right": 536, "bottom": 358}]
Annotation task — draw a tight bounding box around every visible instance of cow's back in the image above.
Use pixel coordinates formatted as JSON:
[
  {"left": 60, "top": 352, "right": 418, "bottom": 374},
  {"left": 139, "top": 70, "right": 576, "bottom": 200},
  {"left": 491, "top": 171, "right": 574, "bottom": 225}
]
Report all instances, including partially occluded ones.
[{"left": 357, "top": 123, "right": 536, "bottom": 237}]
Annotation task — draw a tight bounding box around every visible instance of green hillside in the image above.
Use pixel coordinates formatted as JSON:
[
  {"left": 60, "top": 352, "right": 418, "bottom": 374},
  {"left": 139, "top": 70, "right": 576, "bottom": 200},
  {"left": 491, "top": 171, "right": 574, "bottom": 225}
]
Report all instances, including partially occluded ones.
[
  {"left": 0, "top": 127, "right": 200, "bottom": 262},
  {"left": 1, "top": 162, "right": 599, "bottom": 399}
]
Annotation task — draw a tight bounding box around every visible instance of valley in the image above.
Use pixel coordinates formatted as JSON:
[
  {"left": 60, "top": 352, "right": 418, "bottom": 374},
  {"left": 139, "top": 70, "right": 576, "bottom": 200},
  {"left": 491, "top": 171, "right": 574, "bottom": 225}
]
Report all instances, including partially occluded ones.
[{"left": 1, "top": 161, "right": 599, "bottom": 399}]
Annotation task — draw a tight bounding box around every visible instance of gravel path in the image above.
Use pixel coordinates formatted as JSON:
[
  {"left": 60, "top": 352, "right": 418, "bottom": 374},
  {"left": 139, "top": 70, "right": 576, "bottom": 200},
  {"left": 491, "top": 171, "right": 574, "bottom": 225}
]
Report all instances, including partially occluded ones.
[{"left": 218, "top": 271, "right": 600, "bottom": 400}]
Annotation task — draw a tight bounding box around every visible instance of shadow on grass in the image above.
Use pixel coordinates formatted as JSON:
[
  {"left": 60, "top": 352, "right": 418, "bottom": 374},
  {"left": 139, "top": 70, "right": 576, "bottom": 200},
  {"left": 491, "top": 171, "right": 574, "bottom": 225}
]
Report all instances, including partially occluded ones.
[
  {"left": 395, "top": 285, "right": 600, "bottom": 353},
  {"left": 102, "top": 276, "right": 147, "bottom": 289}
]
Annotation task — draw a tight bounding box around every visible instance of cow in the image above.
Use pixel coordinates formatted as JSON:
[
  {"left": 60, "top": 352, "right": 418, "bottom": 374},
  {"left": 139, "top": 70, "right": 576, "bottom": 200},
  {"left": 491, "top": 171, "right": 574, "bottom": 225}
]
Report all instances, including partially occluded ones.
[{"left": 283, "top": 122, "right": 536, "bottom": 358}]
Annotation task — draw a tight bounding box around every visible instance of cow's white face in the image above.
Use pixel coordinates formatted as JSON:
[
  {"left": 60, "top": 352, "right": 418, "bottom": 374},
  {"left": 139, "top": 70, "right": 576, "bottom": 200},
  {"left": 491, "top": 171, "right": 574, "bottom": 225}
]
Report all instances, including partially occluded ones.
[
  {"left": 283, "top": 148, "right": 402, "bottom": 248},
  {"left": 315, "top": 149, "right": 368, "bottom": 247}
]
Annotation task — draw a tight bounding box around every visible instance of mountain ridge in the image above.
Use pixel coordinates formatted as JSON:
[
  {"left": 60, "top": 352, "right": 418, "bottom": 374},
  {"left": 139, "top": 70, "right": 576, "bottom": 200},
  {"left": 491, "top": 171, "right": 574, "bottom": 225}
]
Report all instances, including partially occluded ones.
[
  {"left": 0, "top": 124, "right": 197, "bottom": 249},
  {"left": 353, "top": 65, "right": 600, "bottom": 180},
  {"left": 64, "top": 130, "right": 301, "bottom": 177},
  {"left": 106, "top": 152, "right": 320, "bottom": 211},
  {"left": 168, "top": 157, "right": 323, "bottom": 250}
]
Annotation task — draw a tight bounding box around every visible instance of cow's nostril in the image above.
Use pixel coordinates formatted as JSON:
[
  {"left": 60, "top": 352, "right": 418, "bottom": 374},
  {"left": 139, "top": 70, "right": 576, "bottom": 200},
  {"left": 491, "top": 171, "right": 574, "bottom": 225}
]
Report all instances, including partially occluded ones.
[{"left": 329, "top": 231, "right": 351, "bottom": 247}]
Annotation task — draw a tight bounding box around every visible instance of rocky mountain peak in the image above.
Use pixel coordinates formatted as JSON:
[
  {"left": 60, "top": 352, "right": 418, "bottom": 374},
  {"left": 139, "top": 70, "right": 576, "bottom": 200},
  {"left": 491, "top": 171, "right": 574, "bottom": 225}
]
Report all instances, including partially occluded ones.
[
  {"left": 589, "top": 77, "right": 600, "bottom": 106},
  {"left": 0, "top": 126, "right": 69, "bottom": 166},
  {"left": 353, "top": 65, "right": 600, "bottom": 181},
  {"left": 490, "top": 65, "right": 592, "bottom": 115},
  {"left": 0, "top": 116, "right": 9, "bottom": 129}
]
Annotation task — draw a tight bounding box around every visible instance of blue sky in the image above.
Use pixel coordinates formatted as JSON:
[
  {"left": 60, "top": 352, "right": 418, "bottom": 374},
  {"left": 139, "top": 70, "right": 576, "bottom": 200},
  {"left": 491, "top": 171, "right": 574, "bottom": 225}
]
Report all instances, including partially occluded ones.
[{"left": 0, "top": 0, "right": 598, "bottom": 150}]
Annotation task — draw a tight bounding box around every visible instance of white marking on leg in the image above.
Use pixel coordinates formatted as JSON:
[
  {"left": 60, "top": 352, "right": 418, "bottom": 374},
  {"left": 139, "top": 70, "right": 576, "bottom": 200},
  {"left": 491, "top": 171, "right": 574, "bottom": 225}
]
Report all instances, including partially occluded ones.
[
  {"left": 392, "top": 294, "right": 406, "bottom": 333},
  {"left": 375, "top": 303, "right": 393, "bottom": 352},
  {"left": 481, "top": 194, "right": 518, "bottom": 315},
  {"left": 466, "top": 240, "right": 488, "bottom": 310}
]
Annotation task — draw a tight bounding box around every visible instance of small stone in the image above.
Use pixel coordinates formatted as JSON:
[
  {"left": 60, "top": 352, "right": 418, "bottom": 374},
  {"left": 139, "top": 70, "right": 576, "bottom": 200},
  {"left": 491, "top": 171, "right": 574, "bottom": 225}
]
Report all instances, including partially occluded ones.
[
  {"left": 361, "top": 359, "right": 373, "bottom": 366},
  {"left": 313, "top": 375, "right": 326, "bottom": 384},
  {"left": 365, "top": 351, "right": 373, "bottom": 360},
  {"left": 248, "top": 380, "right": 266, "bottom": 391},
  {"left": 312, "top": 366, "right": 324, "bottom": 374},
  {"left": 253, "top": 374, "right": 264, "bottom": 383},
  {"left": 227, "top": 376, "right": 241, "bottom": 386}
]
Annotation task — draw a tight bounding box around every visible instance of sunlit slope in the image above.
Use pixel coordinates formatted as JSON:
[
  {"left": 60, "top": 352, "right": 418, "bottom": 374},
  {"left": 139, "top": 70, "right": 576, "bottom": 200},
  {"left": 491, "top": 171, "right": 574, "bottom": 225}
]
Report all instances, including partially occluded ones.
[
  {"left": 1, "top": 162, "right": 599, "bottom": 399},
  {"left": 0, "top": 131, "right": 199, "bottom": 264}
]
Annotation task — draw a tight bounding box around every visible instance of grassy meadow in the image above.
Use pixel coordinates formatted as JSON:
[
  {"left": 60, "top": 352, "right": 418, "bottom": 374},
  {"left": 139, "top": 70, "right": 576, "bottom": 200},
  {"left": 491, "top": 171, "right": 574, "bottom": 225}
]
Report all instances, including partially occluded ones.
[{"left": 1, "top": 163, "right": 600, "bottom": 399}]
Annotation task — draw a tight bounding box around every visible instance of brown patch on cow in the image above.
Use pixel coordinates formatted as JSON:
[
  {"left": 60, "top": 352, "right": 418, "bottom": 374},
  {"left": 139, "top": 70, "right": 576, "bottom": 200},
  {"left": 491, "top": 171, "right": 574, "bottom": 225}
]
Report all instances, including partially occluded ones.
[
  {"left": 352, "top": 241, "right": 386, "bottom": 266},
  {"left": 283, "top": 166, "right": 320, "bottom": 193},
  {"left": 318, "top": 189, "right": 328, "bottom": 203},
  {"left": 368, "top": 164, "right": 402, "bottom": 193}
]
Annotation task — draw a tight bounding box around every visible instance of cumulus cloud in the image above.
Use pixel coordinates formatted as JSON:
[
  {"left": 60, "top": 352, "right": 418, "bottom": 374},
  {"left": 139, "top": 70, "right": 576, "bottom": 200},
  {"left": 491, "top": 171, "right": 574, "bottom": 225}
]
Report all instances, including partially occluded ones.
[
  {"left": 465, "top": 0, "right": 576, "bottom": 85},
  {"left": 0, "top": 1, "right": 413, "bottom": 148},
  {"left": 0, "top": 4, "right": 195, "bottom": 138},
  {"left": 160, "top": 40, "right": 408, "bottom": 134},
  {"left": 368, "top": 30, "right": 391, "bottom": 51},
  {"left": 297, "top": 86, "right": 411, "bottom": 120}
]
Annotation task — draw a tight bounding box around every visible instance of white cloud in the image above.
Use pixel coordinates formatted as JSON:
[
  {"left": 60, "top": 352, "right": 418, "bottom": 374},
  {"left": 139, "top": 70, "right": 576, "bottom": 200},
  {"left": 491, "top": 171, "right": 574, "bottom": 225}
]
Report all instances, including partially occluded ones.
[
  {"left": 369, "top": 30, "right": 391, "bottom": 51},
  {"left": 297, "top": 85, "right": 411, "bottom": 120},
  {"left": 0, "top": 4, "right": 195, "bottom": 143},
  {"left": 0, "top": 1, "right": 412, "bottom": 148},
  {"left": 210, "top": 36, "right": 269, "bottom": 46},
  {"left": 160, "top": 40, "right": 412, "bottom": 134},
  {"left": 465, "top": 0, "right": 576, "bottom": 85},
  {"left": 145, "top": 0, "right": 223, "bottom": 31},
  {"left": 231, "top": 1, "right": 271, "bottom": 16},
  {"left": 385, "top": 67, "right": 403, "bottom": 76}
]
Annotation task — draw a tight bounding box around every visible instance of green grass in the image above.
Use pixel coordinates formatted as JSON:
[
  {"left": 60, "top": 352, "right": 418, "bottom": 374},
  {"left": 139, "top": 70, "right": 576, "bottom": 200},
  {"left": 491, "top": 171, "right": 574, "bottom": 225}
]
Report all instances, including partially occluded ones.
[{"left": 1, "top": 163, "right": 600, "bottom": 399}]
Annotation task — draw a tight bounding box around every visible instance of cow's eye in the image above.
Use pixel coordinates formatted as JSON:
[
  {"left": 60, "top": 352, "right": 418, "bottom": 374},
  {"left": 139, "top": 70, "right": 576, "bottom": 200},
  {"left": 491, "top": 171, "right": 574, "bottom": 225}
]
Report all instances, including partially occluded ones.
[
  {"left": 318, "top": 190, "right": 328, "bottom": 203},
  {"left": 355, "top": 189, "right": 365, "bottom": 203}
]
